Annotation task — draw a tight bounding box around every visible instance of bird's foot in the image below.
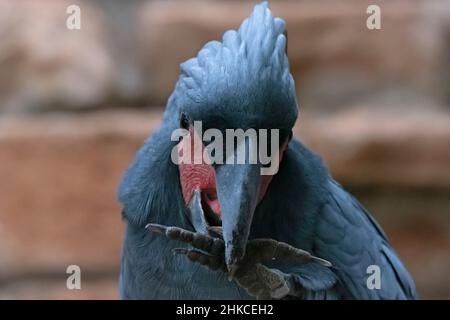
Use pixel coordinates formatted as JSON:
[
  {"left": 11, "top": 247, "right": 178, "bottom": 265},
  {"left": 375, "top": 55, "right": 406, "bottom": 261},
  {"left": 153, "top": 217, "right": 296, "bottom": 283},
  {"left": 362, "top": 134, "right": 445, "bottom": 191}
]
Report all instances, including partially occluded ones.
[{"left": 146, "top": 223, "right": 331, "bottom": 299}]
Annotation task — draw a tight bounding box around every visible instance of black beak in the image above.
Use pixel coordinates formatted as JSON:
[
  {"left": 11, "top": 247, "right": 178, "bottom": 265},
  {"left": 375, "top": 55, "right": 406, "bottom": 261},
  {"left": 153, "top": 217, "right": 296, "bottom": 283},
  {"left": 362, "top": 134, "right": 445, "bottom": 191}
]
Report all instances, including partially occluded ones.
[{"left": 215, "top": 140, "right": 261, "bottom": 273}]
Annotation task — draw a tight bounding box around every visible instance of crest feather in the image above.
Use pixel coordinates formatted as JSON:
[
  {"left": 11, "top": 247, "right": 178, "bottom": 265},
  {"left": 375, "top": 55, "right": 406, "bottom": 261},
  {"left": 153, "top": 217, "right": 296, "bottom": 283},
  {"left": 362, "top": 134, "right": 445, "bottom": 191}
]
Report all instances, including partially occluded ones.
[{"left": 177, "top": 2, "right": 293, "bottom": 106}]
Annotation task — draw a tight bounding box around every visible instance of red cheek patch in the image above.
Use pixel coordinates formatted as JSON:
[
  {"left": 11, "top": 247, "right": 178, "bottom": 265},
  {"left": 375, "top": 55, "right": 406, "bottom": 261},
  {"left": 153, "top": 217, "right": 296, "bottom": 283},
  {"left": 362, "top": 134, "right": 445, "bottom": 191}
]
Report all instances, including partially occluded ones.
[{"left": 178, "top": 127, "right": 221, "bottom": 216}]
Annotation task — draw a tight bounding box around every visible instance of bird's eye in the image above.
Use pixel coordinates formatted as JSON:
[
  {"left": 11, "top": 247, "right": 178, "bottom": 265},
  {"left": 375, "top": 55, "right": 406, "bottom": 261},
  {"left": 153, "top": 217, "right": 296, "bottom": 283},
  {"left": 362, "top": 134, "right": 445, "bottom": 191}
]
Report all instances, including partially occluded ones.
[{"left": 180, "top": 112, "right": 189, "bottom": 130}]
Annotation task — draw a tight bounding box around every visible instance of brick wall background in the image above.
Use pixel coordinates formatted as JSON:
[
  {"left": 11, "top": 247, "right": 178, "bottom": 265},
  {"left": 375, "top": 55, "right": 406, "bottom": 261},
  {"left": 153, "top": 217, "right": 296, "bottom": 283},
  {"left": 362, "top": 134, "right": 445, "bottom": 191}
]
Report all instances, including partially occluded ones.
[{"left": 0, "top": 0, "right": 449, "bottom": 299}]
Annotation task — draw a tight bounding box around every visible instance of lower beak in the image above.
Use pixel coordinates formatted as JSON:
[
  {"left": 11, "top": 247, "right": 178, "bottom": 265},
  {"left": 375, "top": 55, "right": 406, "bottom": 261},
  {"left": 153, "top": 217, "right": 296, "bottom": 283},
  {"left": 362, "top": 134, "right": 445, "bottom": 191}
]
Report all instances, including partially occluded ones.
[
  {"left": 187, "top": 189, "right": 209, "bottom": 235},
  {"left": 215, "top": 159, "right": 261, "bottom": 272}
]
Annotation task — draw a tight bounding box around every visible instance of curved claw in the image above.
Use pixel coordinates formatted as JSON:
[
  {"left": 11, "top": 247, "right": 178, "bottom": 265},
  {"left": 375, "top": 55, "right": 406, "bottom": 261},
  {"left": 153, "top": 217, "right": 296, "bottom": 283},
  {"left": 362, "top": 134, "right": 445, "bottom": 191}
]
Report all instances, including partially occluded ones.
[
  {"left": 145, "top": 223, "right": 167, "bottom": 234},
  {"left": 311, "top": 256, "right": 332, "bottom": 267},
  {"left": 172, "top": 248, "right": 189, "bottom": 255}
]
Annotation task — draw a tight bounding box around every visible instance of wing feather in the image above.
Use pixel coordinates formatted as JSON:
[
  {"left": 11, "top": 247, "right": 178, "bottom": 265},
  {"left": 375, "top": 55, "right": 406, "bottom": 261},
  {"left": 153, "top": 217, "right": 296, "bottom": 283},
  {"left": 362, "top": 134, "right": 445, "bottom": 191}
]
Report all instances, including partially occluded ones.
[{"left": 313, "top": 180, "right": 417, "bottom": 299}]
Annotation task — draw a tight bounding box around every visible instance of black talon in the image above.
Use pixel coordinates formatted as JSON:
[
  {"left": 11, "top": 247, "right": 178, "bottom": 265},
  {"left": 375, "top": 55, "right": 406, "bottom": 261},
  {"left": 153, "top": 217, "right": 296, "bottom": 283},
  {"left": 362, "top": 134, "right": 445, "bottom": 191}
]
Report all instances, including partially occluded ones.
[
  {"left": 145, "top": 223, "right": 167, "bottom": 234},
  {"left": 312, "top": 256, "right": 332, "bottom": 267},
  {"left": 173, "top": 248, "right": 189, "bottom": 255}
]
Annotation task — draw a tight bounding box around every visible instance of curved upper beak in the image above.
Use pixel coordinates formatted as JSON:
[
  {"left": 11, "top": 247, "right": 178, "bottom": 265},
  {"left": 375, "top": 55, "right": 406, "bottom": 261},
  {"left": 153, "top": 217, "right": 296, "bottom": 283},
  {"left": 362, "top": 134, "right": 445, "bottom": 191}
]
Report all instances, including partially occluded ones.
[{"left": 215, "top": 139, "right": 261, "bottom": 273}]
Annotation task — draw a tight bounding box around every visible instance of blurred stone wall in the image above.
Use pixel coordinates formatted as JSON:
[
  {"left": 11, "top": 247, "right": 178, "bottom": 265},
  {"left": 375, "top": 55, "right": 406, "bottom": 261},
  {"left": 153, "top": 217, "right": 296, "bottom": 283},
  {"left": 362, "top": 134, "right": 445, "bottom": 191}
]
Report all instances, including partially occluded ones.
[
  {"left": 0, "top": 0, "right": 449, "bottom": 299},
  {"left": 0, "top": 0, "right": 448, "bottom": 112}
]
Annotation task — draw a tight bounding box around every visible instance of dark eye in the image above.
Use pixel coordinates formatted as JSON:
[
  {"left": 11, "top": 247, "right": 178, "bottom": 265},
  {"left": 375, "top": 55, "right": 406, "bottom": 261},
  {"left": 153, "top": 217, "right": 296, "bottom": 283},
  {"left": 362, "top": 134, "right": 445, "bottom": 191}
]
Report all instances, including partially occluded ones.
[{"left": 180, "top": 112, "right": 189, "bottom": 129}]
